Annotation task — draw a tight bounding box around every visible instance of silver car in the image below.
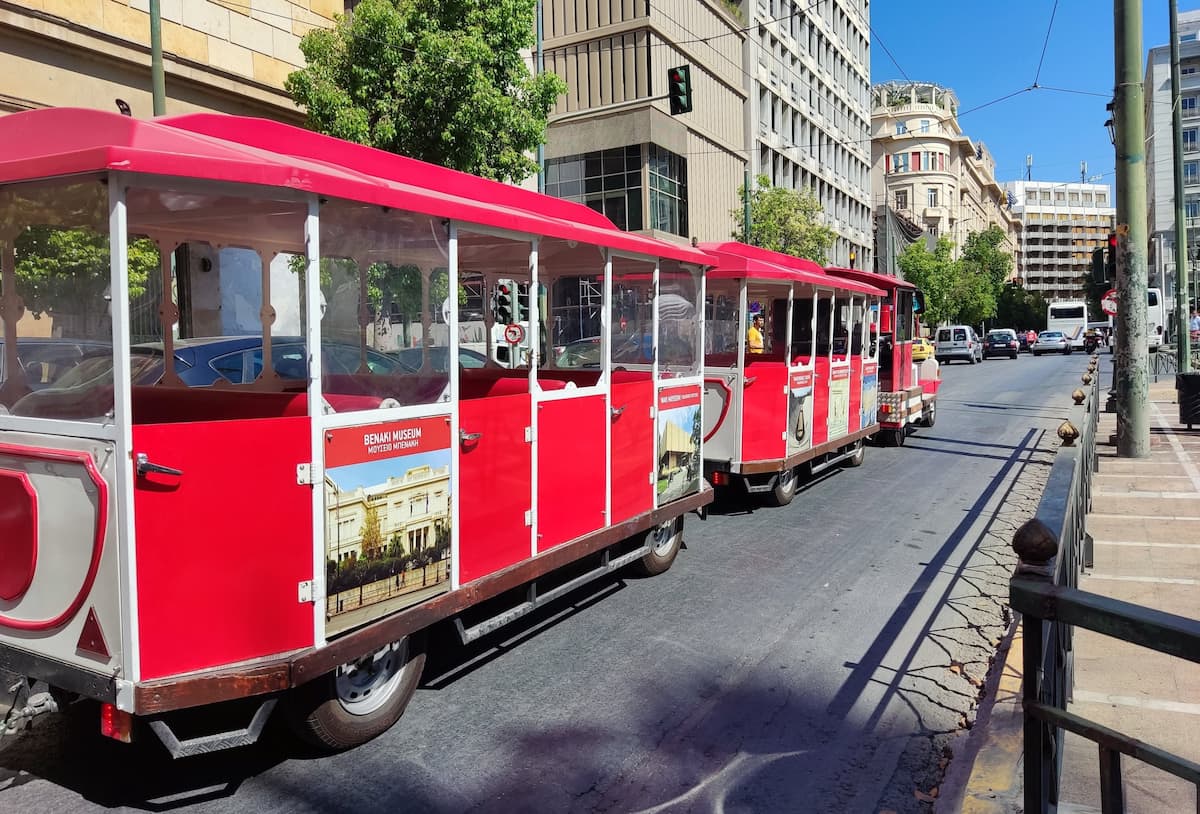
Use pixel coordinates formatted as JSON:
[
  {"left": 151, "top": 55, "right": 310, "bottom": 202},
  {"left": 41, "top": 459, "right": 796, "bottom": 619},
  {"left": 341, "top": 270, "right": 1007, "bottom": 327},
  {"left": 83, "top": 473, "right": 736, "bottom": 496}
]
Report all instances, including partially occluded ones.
[{"left": 1032, "top": 330, "right": 1071, "bottom": 356}]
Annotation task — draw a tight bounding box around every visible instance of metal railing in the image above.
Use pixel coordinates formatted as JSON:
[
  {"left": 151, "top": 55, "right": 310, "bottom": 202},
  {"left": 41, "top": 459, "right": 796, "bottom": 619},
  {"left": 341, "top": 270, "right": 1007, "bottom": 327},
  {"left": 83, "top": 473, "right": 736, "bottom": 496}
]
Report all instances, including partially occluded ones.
[{"left": 1009, "top": 358, "right": 1200, "bottom": 814}]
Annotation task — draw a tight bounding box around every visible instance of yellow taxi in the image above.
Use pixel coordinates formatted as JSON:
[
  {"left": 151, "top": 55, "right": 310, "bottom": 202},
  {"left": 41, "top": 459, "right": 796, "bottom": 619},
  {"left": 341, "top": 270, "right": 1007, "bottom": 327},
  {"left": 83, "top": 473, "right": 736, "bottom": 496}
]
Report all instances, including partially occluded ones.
[{"left": 912, "top": 335, "right": 934, "bottom": 362}]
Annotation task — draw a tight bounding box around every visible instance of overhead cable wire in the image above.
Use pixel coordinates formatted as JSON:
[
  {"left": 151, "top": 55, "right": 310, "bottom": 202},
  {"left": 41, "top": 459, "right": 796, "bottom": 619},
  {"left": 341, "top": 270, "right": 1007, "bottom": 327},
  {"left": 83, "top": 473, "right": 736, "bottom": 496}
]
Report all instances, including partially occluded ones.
[{"left": 1032, "top": 0, "right": 1061, "bottom": 87}]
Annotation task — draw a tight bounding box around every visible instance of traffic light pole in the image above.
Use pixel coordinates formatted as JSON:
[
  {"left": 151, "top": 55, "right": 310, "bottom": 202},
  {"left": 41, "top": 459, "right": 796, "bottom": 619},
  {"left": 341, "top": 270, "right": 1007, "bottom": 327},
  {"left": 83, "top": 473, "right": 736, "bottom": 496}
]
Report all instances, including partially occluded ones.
[
  {"left": 1171, "top": 0, "right": 1192, "bottom": 370},
  {"left": 1113, "top": 0, "right": 1151, "bottom": 457}
]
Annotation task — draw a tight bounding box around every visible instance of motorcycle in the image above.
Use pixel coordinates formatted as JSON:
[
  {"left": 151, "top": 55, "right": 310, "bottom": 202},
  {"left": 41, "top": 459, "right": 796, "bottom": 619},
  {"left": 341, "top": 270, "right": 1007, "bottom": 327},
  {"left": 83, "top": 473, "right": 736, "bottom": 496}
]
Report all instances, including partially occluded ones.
[{"left": 1083, "top": 333, "right": 1100, "bottom": 353}]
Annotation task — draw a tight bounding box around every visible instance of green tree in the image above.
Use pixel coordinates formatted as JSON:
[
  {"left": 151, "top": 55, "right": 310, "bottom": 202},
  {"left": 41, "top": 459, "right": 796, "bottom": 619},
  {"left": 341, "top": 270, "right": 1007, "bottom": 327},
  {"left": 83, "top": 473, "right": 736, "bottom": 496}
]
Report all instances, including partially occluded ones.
[
  {"left": 897, "top": 235, "right": 958, "bottom": 328},
  {"left": 731, "top": 175, "right": 836, "bottom": 263},
  {"left": 15, "top": 226, "right": 157, "bottom": 333},
  {"left": 359, "top": 503, "right": 384, "bottom": 560},
  {"left": 285, "top": 0, "right": 566, "bottom": 183},
  {"left": 995, "top": 284, "right": 1049, "bottom": 332}
]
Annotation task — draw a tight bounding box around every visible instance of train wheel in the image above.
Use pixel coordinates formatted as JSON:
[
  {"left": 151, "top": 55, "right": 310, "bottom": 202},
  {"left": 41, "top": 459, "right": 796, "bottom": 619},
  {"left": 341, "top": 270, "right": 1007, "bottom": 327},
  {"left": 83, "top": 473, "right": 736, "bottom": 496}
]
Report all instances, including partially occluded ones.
[
  {"left": 631, "top": 516, "right": 684, "bottom": 576},
  {"left": 766, "top": 466, "right": 798, "bottom": 506},
  {"left": 841, "top": 440, "right": 866, "bottom": 468},
  {"left": 286, "top": 633, "right": 426, "bottom": 752},
  {"left": 884, "top": 427, "right": 906, "bottom": 447},
  {"left": 920, "top": 401, "right": 937, "bottom": 427}
]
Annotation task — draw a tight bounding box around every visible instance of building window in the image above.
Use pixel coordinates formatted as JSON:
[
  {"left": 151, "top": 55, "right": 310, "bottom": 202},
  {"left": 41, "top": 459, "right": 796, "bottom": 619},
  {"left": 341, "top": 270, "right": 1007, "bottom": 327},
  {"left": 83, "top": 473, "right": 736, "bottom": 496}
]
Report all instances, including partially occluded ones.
[
  {"left": 1187, "top": 162, "right": 1200, "bottom": 185},
  {"left": 1184, "top": 65, "right": 1199, "bottom": 75},
  {"left": 895, "top": 122, "right": 907, "bottom": 135},
  {"left": 546, "top": 145, "right": 644, "bottom": 231},
  {"left": 893, "top": 153, "right": 909, "bottom": 172},
  {"left": 1183, "top": 33, "right": 1197, "bottom": 42},
  {"left": 920, "top": 119, "right": 930, "bottom": 133},
  {"left": 1187, "top": 195, "right": 1200, "bottom": 219},
  {"left": 1185, "top": 129, "right": 1198, "bottom": 151},
  {"left": 927, "top": 187, "right": 939, "bottom": 208},
  {"left": 648, "top": 144, "right": 688, "bottom": 236},
  {"left": 1096, "top": 192, "right": 1107, "bottom": 204},
  {"left": 895, "top": 190, "right": 908, "bottom": 210},
  {"left": 1185, "top": 97, "right": 1198, "bottom": 112}
]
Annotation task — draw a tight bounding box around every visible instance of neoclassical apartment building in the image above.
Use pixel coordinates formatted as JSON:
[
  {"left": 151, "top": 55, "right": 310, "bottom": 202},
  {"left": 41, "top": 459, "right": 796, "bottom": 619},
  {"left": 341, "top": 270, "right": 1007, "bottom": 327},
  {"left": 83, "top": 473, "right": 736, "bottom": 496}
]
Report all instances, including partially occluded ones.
[
  {"left": 870, "top": 81, "right": 1018, "bottom": 269},
  {"left": 1003, "top": 181, "right": 1115, "bottom": 302}
]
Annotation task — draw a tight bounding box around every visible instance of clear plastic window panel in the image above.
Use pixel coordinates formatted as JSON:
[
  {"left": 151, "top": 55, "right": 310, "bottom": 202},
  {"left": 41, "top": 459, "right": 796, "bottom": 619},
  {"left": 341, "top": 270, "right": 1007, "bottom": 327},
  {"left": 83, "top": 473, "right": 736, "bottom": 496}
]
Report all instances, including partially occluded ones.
[{"left": 1, "top": 178, "right": 116, "bottom": 422}]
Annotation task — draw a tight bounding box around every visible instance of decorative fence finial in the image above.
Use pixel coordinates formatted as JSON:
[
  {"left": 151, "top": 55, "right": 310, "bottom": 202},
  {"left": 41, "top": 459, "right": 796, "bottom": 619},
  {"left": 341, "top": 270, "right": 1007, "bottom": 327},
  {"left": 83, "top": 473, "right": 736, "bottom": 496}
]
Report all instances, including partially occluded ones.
[
  {"left": 1071, "top": 388, "right": 1086, "bottom": 405},
  {"left": 1058, "top": 420, "right": 1080, "bottom": 446}
]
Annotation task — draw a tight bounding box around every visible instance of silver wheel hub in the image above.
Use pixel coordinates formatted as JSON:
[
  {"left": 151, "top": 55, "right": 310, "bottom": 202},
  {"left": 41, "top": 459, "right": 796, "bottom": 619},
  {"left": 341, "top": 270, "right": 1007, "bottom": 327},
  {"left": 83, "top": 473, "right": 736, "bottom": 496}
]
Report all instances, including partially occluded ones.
[
  {"left": 778, "top": 467, "right": 796, "bottom": 491},
  {"left": 335, "top": 639, "right": 407, "bottom": 716},
  {"left": 649, "top": 520, "right": 679, "bottom": 556}
]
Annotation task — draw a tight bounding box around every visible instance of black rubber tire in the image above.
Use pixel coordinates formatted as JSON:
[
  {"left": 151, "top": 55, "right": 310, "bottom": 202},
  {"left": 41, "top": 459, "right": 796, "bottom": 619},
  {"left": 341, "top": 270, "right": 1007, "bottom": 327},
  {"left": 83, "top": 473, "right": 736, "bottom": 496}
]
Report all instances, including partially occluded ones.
[
  {"left": 1034, "top": 351, "right": 1041, "bottom": 357},
  {"left": 883, "top": 427, "right": 906, "bottom": 447},
  {"left": 286, "top": 632, "right": 427, "bottom": 752},
  {"left": 630, "top": 515, "right": 684, "bottom": 576},
  {"left": 1011, "top": 352, "right": 1018, "bottom": 360},
  {"left": 841, "top": 440, "right": 866, "bottom": 468},
  {"left": 766, "top": 466, "right": 799, "bottom": 507},
  {"left": 920, "top": 400, "right": 937, "bottom": 427}
]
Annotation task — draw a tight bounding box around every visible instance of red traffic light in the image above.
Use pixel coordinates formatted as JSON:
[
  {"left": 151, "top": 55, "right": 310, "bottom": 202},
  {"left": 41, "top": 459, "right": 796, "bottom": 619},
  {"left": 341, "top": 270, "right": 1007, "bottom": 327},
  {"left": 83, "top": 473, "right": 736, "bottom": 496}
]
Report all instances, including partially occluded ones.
[{"left": 1107, "top": 232, "right": 1117, "bottom": 249}]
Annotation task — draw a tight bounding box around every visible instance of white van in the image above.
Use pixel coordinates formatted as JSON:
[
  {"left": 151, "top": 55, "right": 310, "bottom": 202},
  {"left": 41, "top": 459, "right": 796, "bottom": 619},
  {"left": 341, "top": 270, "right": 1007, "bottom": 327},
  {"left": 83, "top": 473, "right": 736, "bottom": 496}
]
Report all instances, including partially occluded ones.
[{"left": 935, "top": 325, "right": 983, "bottom": 364}]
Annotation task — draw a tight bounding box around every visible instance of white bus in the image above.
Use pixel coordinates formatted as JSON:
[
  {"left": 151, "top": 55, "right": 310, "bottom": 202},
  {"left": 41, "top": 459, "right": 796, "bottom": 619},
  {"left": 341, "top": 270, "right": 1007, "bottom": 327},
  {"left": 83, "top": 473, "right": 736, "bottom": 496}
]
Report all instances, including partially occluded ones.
[
  {"left": 1103, "top": 288, "right": 1165, "bottom": 352},
  {"left": 1047, "top": 301, "right": 1088, "bottom": 350}
]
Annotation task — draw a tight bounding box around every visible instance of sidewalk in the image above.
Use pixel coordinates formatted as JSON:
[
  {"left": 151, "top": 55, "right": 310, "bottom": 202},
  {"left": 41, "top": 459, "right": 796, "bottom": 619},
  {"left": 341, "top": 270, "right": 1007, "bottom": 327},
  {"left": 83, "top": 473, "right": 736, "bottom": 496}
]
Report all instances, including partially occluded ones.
[{"left": 946, "top": 376, "right": 1200, "bottom": 813}]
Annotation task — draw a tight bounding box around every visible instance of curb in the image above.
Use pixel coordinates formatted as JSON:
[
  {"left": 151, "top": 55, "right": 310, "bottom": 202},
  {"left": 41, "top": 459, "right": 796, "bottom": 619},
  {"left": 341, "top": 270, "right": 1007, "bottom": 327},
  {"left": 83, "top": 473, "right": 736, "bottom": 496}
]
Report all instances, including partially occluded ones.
[{"left": 936, "top": 618, "right": 1024, "bottom": 814}]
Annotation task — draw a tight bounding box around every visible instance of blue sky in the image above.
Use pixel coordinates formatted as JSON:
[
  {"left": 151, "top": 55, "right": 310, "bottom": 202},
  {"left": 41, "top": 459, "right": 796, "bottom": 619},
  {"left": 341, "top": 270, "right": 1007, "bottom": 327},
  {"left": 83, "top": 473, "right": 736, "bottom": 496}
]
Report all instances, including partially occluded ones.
[
  {"left": 328, "top": 450, "right": 450, "bottom": 492},
  {"left": 870, "top": 1, "right": 1192, "bottom": 188}
]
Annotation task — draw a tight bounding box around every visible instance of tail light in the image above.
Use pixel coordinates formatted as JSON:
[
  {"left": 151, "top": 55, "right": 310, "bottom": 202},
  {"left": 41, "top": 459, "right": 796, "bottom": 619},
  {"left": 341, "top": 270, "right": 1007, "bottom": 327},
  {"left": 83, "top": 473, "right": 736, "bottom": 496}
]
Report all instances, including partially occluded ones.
[
  {"left": 881, "top": 403, "right": 892, "bottom": 415},
  {"left": 100, "top": 703, "right": 132, "bottom": 743},
  {"left": 712, "top": 471, "right": 728, "bottom": 486}
]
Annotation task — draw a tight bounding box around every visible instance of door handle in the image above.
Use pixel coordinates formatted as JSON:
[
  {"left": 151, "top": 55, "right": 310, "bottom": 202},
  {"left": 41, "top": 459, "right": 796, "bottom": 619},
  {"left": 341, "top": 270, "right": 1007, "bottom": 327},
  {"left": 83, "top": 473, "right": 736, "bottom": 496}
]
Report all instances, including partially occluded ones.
[
  {"left": 135, "top": 453, "right": 182, "bottom": 478},
  {"left": 743, "top": 376, "right": 758, "bottom": 387},
  {"left": 459, "top": 429, "right": 483, "bottom": 443},
  {"left": 610, "top": 405, "right": 627, "bottom": 419}
]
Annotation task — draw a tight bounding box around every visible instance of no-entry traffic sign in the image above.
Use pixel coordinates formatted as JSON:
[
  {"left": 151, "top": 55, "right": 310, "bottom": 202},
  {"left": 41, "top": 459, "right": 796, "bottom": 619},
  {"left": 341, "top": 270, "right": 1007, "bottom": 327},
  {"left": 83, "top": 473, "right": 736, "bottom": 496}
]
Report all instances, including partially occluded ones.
[
  {"left": 1101, "top": 288, "right": 1118, "bottom": 317},
  {"left": 503, "top": 323, "right": 526, "bottom": 345}
]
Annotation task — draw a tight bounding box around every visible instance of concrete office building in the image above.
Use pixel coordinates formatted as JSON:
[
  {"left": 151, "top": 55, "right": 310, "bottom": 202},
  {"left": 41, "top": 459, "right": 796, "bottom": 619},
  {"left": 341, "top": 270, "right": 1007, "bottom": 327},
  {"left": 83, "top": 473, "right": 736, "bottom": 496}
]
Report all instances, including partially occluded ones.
[
  {"left": 539, "top": 0, "right": 747, "bottom": 244},
  {"left": 1003, "top": 181, "right": 1116, "bottom": 302},
  {"left": 745, "top": 0, "right": 872, "bottom": 268},
  {"left": 871, "top": 81, "right": 1018, "bottom": 272},
  {"left": 1146, "top": 8, "right": 1200, "bottom": 304}
]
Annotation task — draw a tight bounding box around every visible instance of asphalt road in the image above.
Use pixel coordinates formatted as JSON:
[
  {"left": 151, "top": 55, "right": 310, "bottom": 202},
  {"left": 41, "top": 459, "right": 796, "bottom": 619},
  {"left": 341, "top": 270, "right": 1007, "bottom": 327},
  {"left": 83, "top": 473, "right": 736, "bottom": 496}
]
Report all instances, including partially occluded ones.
[{"left": 0, "top": 351, "right": 1091, "bottom": 814}]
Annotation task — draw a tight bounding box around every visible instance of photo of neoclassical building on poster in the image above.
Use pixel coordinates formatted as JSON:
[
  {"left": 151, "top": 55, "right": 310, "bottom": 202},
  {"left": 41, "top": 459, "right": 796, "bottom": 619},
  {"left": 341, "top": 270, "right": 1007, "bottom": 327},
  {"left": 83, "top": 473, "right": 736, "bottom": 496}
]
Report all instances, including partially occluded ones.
[{"left": 324, "top": 454, "right": 452, "bottom": 634}]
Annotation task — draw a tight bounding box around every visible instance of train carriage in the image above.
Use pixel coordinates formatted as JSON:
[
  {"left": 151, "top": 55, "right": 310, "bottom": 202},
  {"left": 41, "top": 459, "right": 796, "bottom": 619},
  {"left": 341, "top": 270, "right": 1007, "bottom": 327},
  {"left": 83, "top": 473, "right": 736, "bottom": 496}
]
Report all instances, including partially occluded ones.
[
  {"left": 825, "top": 266, "right": 940, "bottom": 446},
  {"left": 0, "top": 108, "right": 712, "bottom": 755},
  {"left": 699, "top": 243, "right": 886, "bottom": 505}
]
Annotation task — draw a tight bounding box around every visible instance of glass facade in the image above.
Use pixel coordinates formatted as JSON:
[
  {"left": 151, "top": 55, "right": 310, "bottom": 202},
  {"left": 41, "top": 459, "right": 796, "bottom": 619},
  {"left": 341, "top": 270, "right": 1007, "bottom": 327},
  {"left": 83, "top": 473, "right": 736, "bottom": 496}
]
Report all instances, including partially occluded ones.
[{"left": 545, "top": 144, "right": 689, "bottom": 238}]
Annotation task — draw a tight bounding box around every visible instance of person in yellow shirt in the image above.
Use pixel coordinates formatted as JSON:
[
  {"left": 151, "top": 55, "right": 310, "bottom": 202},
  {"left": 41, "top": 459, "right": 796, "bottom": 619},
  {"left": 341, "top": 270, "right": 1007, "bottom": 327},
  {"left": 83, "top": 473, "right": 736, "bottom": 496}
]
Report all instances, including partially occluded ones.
[{"left": 747, "top": 313, "right": 765, "bottom": 354}]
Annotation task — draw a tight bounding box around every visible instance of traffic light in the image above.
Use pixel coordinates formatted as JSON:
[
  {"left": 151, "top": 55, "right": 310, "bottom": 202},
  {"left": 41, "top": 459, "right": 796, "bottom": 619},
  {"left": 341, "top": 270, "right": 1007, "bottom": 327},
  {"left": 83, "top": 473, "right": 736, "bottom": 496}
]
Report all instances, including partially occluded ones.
[
  {"left": 494, "top": 280, "right": 514, "bottom": 324},
  {"left": 1091, "top": 247, "right": 1106, "bottom": 285},
  {"left": 1106, "top": 232, "right": 1117, "bottom": 281},
  {"left": 514, "top": 282, "right": 529, "bottom": 322},
  {"left": 667, "top": 65, "right": 693, "bottom": 115},
  {"left": 848, "top": 249, "right": 857, "bottom": 268}
]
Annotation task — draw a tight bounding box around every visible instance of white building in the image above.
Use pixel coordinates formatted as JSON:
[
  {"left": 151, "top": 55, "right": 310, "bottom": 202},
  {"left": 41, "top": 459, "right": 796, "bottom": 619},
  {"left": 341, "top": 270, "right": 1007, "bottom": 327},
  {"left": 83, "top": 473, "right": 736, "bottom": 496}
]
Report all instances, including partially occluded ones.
[
  {"left": 1146, "top": 8, "right": 1200, "bottom": 303},
  {"left": 1002, "top": 181, "right": 1116, "bottom": 302},
  {"left": 747, "top": 0, "right": 872, "bottom": 268}
]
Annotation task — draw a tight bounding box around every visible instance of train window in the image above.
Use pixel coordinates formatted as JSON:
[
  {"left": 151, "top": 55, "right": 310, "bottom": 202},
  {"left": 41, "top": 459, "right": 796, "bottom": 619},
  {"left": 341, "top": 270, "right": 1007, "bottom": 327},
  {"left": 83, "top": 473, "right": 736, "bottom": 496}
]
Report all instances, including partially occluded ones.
[
  {"left": 704, "top": 281, "right": 740, "bottom": 360},
  {"left": 659, "top": 261, "right": 700, "bottom": 374}
]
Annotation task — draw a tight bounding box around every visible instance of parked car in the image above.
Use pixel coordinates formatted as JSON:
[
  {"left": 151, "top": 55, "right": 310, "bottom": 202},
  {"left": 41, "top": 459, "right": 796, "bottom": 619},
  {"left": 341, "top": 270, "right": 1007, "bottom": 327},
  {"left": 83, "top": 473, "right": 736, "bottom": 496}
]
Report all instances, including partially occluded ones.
[
  {"left": 391, "top": 346, "right": 488, "bottom": 373},
  {"left": 934, "top": 325, "right": 983, "bottom": 364},
  {"left": 0, "top": 338, "right": 112, "bottom": 390},
  {"left": 1032, "top": 330, "right": 1071, "bottom": 356},
  {"left": 911, "top": 336, "right": 934, "bottom": 362},
  {"left": 984, "top": 329, "right": 1020, "bottom": 360}
]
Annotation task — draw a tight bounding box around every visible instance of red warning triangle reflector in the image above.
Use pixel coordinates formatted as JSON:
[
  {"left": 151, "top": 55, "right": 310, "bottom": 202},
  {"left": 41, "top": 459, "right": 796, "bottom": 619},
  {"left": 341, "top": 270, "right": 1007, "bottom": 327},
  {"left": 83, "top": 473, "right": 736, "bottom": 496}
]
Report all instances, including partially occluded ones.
[{"left": 76, "top": 607, "right": 110, "bottom": 660}]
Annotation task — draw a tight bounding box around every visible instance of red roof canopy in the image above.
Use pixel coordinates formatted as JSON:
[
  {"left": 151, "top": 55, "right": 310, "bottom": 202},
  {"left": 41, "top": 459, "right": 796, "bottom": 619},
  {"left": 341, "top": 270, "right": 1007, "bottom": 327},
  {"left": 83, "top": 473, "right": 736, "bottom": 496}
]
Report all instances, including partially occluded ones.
[
  {"left": 824, "top": 265, "right": 915, "bottom": 291},
  {"left": 701, "top": 242, "right": 885, "bottom": 297},
  {"left": 0, "top": 108, "right": 711, "bottom": 266}
]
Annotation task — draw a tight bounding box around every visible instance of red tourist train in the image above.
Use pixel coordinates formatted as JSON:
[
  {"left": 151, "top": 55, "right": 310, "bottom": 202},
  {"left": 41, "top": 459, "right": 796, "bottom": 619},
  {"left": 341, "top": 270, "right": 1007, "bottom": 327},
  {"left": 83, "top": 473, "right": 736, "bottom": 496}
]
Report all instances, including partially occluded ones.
[{"left": 0, "top": 108, "right": 935, "bottom": 757}]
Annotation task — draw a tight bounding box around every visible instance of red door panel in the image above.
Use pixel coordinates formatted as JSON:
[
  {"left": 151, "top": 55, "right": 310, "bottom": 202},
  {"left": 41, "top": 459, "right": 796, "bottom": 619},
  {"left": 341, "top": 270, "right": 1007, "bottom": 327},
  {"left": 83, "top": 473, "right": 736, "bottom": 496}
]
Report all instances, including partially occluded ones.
[
  {"left": 133, "top": 418, "right": 313, "bottom": 680},
  {"left": 739, "top": 359, "right": 787, "bottom": 463},
  {"left": 812, "top": 357, "right": 830, "bottom": 447},
  {"left": 610, "top": 380, "right": 653, "bottom": 525},
  {"left": 458, "top": 394, "right": 532, "bottom": 583},
  {"left": 537, "top": 396, "right": 606, "bottom": 552},
  {"left": 849, "top": 357, "right": 863, "bottom": 432}
]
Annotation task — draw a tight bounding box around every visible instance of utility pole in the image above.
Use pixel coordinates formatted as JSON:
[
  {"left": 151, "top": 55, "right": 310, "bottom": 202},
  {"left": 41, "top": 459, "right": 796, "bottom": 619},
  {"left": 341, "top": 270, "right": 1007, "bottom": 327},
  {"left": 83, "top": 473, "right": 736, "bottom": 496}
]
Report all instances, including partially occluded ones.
[
  {"left": 149, "top": 0, "right": 165, "bottom": 115},
  {"left": 535, "top": 0, "right": 545, "bottom": 193},
  {"left": 1171, "top": 0, "right": 1192, "bottom": 370},
  {"left": 743, "top": 167, "right": 753, "bottom": 244},
  {"left": 1113, "top": 0, "right": 1150, "bottom": 457},
  {"left": 1080, "top": 160, "right": 1087, "bottom": 185}
]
